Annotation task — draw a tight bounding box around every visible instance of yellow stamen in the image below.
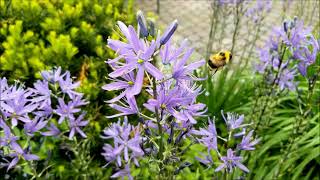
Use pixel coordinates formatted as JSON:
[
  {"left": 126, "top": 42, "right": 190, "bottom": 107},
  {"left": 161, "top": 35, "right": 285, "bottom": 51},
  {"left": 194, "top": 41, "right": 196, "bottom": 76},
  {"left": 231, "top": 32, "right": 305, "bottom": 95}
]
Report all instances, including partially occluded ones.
[
  {"left": 137, "top": 59, "right": 144, "bottom": 64},
  {"left": 128, "top": 81, "right": 134, "bottom": 86}
]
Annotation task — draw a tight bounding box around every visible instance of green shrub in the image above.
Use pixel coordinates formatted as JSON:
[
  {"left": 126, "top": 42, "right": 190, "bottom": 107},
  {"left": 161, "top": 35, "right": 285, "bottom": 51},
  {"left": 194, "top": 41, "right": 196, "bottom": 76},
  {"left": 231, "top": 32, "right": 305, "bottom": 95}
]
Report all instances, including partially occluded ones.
[{"left": 0, "top": 0, "right": 134, "bottom": 97}]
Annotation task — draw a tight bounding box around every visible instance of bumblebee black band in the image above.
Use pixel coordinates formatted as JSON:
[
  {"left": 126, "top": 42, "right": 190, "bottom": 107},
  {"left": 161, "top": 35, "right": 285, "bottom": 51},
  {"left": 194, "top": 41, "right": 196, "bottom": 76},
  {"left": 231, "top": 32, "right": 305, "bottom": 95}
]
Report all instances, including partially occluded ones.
[{"left": 208, "top": 60, "right": 218, "bottom": 69}]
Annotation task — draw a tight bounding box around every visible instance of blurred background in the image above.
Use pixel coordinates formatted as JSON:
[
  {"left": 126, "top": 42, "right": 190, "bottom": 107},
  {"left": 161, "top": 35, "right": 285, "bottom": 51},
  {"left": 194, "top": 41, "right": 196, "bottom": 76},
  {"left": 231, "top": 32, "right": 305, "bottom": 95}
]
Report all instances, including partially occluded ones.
[{"left": 136, "top": 0, "right": 319, "bottom": 58}]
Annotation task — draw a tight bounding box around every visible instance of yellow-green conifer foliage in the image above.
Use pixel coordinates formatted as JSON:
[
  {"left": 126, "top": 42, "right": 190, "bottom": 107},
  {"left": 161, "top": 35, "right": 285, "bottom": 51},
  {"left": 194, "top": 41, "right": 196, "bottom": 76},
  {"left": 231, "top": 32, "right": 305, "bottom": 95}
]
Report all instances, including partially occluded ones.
[{"left": 0, "top": 0, "right": 134, "bottom": 92}]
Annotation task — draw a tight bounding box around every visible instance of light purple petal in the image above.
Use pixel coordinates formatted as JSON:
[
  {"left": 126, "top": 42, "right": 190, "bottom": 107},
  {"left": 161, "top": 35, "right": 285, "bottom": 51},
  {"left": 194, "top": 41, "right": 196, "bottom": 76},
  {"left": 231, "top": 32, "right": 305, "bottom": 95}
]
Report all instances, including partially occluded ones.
[
  {"left": 141, "top": 41, "right": 156, "bottom": 60},
  {"left": 10, "top": 142, "right": 23, "bottom": 154},
  {"left": 23, "top": 154, "right": 39, "bottom": 161},
  {"left": 117, "top": 21, "right": 131, "bottom": 40},
  {"left": 128, "top": 26, "right": 141, "bottom": 53},
  {"left": 131, "top": 67, "right": 144, "bottom": 96},
  {"left": 109, "top": 63, "right": 136, "bottom": 78},
  {"left": 102, "top": 81, "right": 128, "bottom": 91},
  {"left": 144, "top": 62, "right": 163, "bottom": 80},
  {"left": 185, "top": 60, "right": 205, "bottom": 72},
  {"left": 69, "top": 128, "right": 75, "bottom": 139},
  {"left": 7, "top": 157, "right": 19, "bottom": 171},
  {"left": 215, "top": 164, "right": 226, "bottom": 172},
  {"left": 109, "top": 104, "right": 133, "bottom": 114},
  {"left": 76, "top": 127, "right": 87, "bottom": 138},
  {"left": 107, "top": 90, "right": 127, "bottom": 103},
  {"left": 235, "top": 161, "right": 250, "bottom": 173}
]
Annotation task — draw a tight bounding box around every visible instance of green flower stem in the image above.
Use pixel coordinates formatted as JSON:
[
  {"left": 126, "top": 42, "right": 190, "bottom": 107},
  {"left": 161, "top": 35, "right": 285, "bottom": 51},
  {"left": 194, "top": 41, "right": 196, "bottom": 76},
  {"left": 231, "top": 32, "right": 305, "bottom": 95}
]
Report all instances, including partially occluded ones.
[
  {"left": 253, "top": 44, "right": 287, "bottom": 133},
  {"left": 150, "top": 52, "right": 164, "bottom": 171}
]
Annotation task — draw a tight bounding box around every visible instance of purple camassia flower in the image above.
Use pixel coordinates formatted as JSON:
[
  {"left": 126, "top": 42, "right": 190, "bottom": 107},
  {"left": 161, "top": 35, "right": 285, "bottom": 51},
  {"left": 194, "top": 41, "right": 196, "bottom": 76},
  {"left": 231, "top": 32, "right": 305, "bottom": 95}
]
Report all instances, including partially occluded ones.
[
  {"left": 221, "top": 111, "right": 246, "bottom": 130},
  {"left": 29, "top": 80, "right": 51, "bottom": 109},
  {"left": 116, "top": 129, "right": 143, "bottom": 163},
  {"left": 110, "top": 164, "right": 133, "bottom": 180},
  {"left": 108, "top": 21, "right": 145, "bottom": 55},
  {"left": 101, "top": 119, "right": 124, "bottom": 140},
  {"left": 276, "top": 68, "right": 297, "bottom": 91},
  {"left": 254, "top": 18, "right": 317, "bottom": 90},
  {"left": 160, "top": 39, "right": 188, "bottom": 65},
  {"left": 172, "top": 48, "right": 205, "bottom": 83},
  {"left": 71, "top": 94, "right": 89, "bottom": 107},
  {"left": 0, "top": 78, "right": 12, "bottom": 102},
  {"left": 144, "top": 81, "right": 206, "bottom": 124},
  {"left": 277, "top": 19, "right": 318, "bottom": 76},
  {"left": 24, "top": 116, "right": 48, "bottom": 137},
  {"left": 1, "top": 81, "right": 26, "bottom": 102},
  {"left": 101, "top": 119, "right": 144, "bottom": 168},
  {"left": 174, "top": 102, "right": 207, "bottom": 124},
  {"left": 107, "top": 21, "right": 163, "bottom": 95},
  {"left": 279, "top": 20, "right": 311, "bottom": 48},
  {"left": 1, "top": 91, "right": 38, "bottom": 126},
  {"left": 215, "top": 149, "right": 249, "bottom": 173},
  {"left": 254, "top": 48, "right": 273, "bottom": 73},
  {"left": 102, "top": 143, "right": 122, "bottom": 167},
  {"left": 41, "top": 122, "right": 60, "bottom": 137},
  {"left": 0, "top": 120, "right": 38, "bottom": 171},
  {"left": 68, "top": 113, "right": 88, "bottom": 139},
  {"left": 102, "top": 72, "right": 138, "bottom": 102},
  {"left": 33, "top": 103, "right": 53, "bottom": 118},
  {"left": 195, "top": 153, "right": 213, "bottom": 165},
  {"left": 107, "top": 97, "right": 139, "bottom": 118},
  {"left": 143, "top": 84, "right": 190, "bottom": 115},
  {"left": 192, "top": 118, "right": 217, "bottom": 151},
  {"left": 41, "top": 66, "right": 64, "bottom": 83},
  {"left": 0, "top": 120, "right": 20, "bottom": 150},
  {"left": 237, "top": 130, "right": 260, "bottom": 151},
  {"left": 5, "top": 148, "right": 39, "bottom": 171},
  {"left": 245, "top": 0, "right": 272, "bottom": 23},
  {"left": 0, "top": 78, "right": 14, "bottom": 112},
  {"left": 59, "top": 71, "right": 81, "bottom": 99},
  {"left": 294, "top": 35, "right": 319, "bottom": 76},
  {"left": 55, "top": 98, "right": 81, "bottom": 124}
]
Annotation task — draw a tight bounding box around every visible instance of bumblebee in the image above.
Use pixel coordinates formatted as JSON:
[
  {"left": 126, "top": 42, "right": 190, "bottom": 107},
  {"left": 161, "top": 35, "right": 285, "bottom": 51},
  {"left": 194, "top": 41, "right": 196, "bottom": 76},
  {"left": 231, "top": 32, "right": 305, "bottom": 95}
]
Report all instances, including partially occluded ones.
[{"left": 208, "top": 50, "right": 232, "bottom": 75}]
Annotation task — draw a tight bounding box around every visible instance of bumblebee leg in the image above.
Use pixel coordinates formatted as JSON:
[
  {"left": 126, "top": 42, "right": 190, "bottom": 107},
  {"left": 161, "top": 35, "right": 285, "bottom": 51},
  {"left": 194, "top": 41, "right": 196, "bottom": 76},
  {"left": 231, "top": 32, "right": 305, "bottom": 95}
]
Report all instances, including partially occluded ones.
[{"left": 212, "top": 68, "right": 218, "bottom": 76}]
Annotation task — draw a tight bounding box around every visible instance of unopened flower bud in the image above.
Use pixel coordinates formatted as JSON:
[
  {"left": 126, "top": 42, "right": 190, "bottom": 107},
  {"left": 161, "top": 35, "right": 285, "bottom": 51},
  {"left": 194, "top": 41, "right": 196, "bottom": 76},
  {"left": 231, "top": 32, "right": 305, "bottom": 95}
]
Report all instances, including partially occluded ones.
[
  {"left": 283, "top": 20, "right": 288, "bottom": 33},
  {"left": 137, "top": 10, "right": 148, "bottom": 38},
  {"left": 148, "top": 19, "right": 156, "bottom": 38},
  {"left": 292, "top": 16, "right": 298, "bottom": 27},
  {"left": 160, "top": 19, "right": 178, "bottom": 45}
]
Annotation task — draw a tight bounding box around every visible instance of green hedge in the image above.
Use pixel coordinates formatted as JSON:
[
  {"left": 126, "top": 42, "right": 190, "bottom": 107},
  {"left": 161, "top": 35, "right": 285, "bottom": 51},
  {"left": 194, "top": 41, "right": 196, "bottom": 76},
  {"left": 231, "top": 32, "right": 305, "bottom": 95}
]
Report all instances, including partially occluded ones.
[{"left": 0, "top": 0, "right": 134, "bottom": 97}]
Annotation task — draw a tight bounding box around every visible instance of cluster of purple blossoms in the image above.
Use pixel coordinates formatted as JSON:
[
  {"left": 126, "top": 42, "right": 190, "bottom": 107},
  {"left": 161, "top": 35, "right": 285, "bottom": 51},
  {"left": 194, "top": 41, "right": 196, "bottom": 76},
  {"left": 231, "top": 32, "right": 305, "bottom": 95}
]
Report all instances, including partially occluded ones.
[
  {"left": 102, "top": 11, "right": 258, "bottom": 178},
  {"left": 194, "top": 111, "right": 259, "bottom": 173},
  {"left": 255, "top": 17, "right": 319, "bottom": 91},
  {"left": 101, "top": 118, "right": 143, "bottom": 180},
  {"left": 0, "top": 67, "right": 88, "bottom": 171},
  {"left": 245, "top": 0, "right": 272, "bottom": 23}
]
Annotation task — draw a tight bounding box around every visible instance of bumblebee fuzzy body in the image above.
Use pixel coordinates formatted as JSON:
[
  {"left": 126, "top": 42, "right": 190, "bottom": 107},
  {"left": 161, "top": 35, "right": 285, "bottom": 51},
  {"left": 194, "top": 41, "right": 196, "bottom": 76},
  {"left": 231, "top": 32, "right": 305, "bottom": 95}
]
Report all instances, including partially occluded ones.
[{"left": 208, "top": 50, "right": 232, "bottom": 73}]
